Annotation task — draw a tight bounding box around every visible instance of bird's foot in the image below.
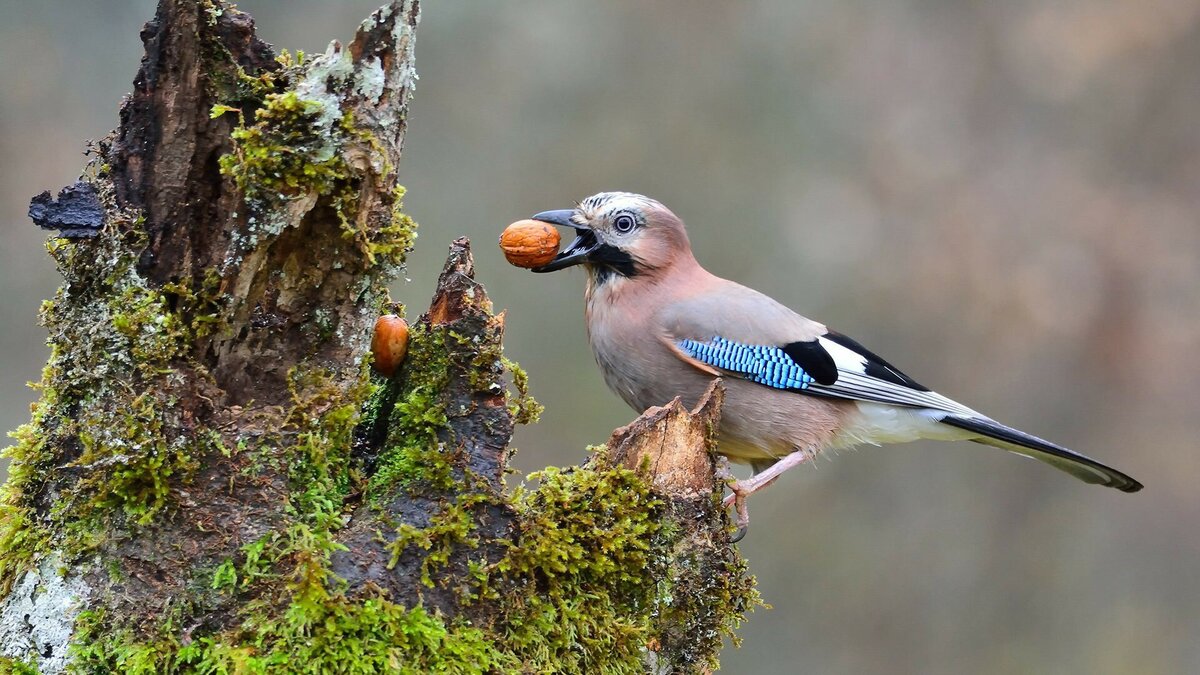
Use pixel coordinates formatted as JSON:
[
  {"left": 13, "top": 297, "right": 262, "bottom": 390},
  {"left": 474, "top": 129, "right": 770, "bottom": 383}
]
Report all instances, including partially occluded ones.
[
  {"left": 725, "top": 490, "right": 751, "bottom": 543},
  {"left": 716, "top": 450, "right": 815, "bottom": 543}
]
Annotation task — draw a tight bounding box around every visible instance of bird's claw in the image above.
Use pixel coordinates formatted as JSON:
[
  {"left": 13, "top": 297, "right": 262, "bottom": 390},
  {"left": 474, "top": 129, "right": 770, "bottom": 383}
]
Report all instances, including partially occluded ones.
[
  {"left": 716, "top": 458, "right": 752, "bottom": 543},
  {"left": 726, "top": 489, "right": 750, "bottom": 542}
]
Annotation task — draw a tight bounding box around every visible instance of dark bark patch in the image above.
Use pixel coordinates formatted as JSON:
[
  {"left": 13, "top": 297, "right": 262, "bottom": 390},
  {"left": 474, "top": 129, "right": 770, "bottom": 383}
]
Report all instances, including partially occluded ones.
[{"left": 28, "top": 182, "right": 105, "bottom": 238}]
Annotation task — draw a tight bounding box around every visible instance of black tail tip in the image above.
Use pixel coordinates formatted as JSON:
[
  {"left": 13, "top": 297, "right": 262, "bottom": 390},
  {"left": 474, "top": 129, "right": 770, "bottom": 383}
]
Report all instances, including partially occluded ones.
[{"left": 1116, "top": 478, "right": 1144, "bottom": 493}]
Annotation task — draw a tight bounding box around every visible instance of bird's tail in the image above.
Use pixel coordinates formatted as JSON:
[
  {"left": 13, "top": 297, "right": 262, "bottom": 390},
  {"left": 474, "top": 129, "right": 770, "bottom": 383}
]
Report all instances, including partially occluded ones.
[{"left": 939, "top": 415, "right": 1143, "bottom": 493}]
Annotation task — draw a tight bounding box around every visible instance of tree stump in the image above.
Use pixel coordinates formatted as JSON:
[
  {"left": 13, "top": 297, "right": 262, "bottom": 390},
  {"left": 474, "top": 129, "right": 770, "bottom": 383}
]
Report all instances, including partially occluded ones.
[{"left": 0, "top": 2, "right": 757, "bottom": 672}]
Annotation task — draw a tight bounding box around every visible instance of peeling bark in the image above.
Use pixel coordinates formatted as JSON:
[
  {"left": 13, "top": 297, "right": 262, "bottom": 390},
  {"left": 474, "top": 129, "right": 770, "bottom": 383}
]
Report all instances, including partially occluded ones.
[{"left": 607, "top": 380, "right": 724, "bottom": 498}]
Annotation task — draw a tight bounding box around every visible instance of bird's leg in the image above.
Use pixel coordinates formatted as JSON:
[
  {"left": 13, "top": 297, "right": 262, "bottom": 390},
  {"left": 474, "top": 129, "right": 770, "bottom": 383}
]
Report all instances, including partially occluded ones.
[{"left": 719, "top": 450, "right": 814, "bottom": 542}]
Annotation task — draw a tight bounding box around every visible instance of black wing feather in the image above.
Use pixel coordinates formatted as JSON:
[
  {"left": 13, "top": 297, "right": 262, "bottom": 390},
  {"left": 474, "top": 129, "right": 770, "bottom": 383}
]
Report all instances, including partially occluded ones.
[
  {"left": 780, "top": 341, "right": 839, "bottom": 385},
  {"left": 822, "top": 331, "right": 930, "bottom": 391}
]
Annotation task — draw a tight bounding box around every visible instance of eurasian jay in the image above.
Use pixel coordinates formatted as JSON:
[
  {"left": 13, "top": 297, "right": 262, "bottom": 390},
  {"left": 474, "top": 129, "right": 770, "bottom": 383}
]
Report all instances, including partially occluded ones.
[{"left": 528, "top": 192, "right": 1142, "bottom": 539}]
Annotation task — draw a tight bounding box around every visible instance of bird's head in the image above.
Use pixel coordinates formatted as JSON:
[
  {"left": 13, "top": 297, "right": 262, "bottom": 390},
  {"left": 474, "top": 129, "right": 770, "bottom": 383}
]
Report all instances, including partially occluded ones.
[{"left": 530, "top": 192, "right": 692, "bottom": 282}]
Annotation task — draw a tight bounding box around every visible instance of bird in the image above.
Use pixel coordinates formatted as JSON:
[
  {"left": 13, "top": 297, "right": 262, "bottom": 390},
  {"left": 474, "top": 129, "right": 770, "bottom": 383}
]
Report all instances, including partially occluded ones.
[{"left": 527, "top": 191, "right": 1142, "bottom": 540}]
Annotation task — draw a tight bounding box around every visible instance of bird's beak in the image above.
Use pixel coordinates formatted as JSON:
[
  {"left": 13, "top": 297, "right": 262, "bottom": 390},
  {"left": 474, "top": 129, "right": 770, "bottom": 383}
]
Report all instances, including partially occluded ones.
[{"left": 530, "top": 209, "right": 599, "bottom": 273}]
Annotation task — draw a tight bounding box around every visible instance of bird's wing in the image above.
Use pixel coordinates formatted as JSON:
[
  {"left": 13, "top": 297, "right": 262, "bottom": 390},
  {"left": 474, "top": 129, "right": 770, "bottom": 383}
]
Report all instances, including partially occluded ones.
[
  {"left": 668, "top": 328, "right": 979, "bottom": 418},
  {"left": 658, "top": 283, "right": 963, "bottom": 410}
]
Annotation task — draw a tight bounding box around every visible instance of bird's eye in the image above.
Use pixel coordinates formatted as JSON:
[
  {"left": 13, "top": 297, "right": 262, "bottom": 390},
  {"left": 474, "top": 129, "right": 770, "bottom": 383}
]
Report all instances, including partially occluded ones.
[{"left": 613, "top": 214, "right": 637, "bottom": 233}]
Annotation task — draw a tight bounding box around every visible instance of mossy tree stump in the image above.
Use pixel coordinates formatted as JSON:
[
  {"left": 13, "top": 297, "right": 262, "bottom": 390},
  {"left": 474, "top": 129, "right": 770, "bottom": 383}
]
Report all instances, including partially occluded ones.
[{"left": 0, "top": 1, "right": 757, "bottom": 673}]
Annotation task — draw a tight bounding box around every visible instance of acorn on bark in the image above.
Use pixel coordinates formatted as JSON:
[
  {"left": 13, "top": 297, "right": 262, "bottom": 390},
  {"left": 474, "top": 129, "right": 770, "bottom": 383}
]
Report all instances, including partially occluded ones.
[{"left": 371, "top": 314, "right": 409, "bottom": 377}]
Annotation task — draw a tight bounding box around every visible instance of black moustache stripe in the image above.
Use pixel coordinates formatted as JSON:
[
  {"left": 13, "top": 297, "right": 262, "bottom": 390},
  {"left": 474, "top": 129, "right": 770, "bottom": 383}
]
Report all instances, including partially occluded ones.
[{"left": 591, "top": 243, "right": 639, "bottom": 284}]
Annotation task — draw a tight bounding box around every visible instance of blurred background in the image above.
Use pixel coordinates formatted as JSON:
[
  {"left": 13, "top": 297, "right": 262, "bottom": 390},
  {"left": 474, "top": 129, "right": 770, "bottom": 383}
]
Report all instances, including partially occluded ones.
[{"left": 2, "top": 0, "right": 1198, "bottom": 672}]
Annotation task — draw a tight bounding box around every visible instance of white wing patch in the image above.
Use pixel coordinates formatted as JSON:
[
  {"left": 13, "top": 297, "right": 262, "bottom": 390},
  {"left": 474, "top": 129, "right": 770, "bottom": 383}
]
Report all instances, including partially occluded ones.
[{"left": 812, "top": 336, "right": 980, "bottom": 418}]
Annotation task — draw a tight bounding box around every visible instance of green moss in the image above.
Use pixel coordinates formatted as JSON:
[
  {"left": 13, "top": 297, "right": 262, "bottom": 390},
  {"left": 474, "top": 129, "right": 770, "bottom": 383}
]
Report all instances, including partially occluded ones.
[
  {"left": 280, "top": 362, "right": 376, "bottom": 532},
  {"left": 368, "top": 325, "right": 454, "bottom": 500},
  {"left": 0, "top": 656, "right": 41, "bottom": 675},
  {"left": 68, "top": 499, "right": 512, "bottom": 674},
  {"left": 0, "top": 397, "right": 52, "bottom": 594},
  {"left": 216, "top": 89, "right": 416, "bottom": 273},
  {"left": 501, "top": 357, "right": 543, "bottom": 425},
  {"left": 70, "top": 393, "right": 204, "bottom": 526},
  {"left": 235, "top": 536, "right": 275, "bottom": 591},
  {"left": 386, "top": 493, "right": 485, "bottom": 588},
  {"left": 218, "top": 91, "right": 351, "bottom": 204},
  {"left": 209, "top": 12, "right": 417, "bottom": 281},
  {"left": 365, "top": 315, "right": 539, "bottom": 501},
  {"left": 0, "top": 504, "right": 35, "bottom": 597},
  {"left": 73, "top": 592, "right": 514, "bottom": 674},
  {"left": 62, "top": 456, "right": 692, "bottom": 674},
  {"left": 364, "top": 185, "right": 418, "bottom": 268},
  {"left": 275, "top": 48, "right": 307, "bottom": 70},
  {"left": 40, "top": 229, "right": 188, "bottom": 402},
  {"left": 210, "top": 558, "right": 238, "bottom": 591},
  {"left": 650, "top": 503, "right": 763, "bottom": 671},
  {"left": 162, "top": 267, "right": 228, "bottom": 340},
  {"left": 482, "top": 457, "right": 665, "bottom": 672},
  {"left": 108, "top": 284, "right": 187, "bottom": 369},
  {"left": 0, "top": 213, "right": 239, "bottom": 655},
  {"left": 206, "top": 596, "right": 512, "bottom": 673},
  {"left": 69, "top": 608, "right": 179, "bottom": 675}
]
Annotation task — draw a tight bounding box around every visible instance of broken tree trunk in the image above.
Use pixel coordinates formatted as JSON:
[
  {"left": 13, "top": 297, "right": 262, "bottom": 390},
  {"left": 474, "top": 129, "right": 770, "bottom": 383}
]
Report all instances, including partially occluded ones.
[{"left": 0, "top": 2, "right": 757, "bottom": 673}]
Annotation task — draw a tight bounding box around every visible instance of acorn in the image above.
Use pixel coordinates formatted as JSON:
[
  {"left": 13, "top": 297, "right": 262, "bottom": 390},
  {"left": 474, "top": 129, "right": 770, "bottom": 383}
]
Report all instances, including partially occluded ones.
[
  {"left": 370, "top": 314, "right": 409, "bottom": 377},
  {"left": 499, "top": 219, "right": 561, "bottom": 269}
]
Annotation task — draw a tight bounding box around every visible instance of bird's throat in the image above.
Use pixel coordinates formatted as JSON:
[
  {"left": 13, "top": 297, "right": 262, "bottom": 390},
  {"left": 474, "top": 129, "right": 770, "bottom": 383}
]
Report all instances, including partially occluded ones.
[{"left": 587, "top": 243, "right": 640, "bottom": 285}]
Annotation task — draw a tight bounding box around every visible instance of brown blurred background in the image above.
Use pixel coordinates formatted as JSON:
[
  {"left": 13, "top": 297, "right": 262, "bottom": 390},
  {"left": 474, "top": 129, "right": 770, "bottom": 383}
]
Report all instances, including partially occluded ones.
[{"left": 3, "top": 1, "right": 1198, "bottom": 672}]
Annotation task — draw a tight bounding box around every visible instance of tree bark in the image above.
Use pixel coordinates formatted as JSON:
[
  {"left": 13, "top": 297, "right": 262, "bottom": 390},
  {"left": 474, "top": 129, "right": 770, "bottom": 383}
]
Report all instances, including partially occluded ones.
[{"left": 0, "top": 2, "right": 756, "bottom": 673}]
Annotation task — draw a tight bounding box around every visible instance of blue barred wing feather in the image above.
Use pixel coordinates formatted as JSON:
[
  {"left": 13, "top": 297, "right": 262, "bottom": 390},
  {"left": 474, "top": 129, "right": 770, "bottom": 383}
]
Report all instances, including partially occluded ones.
[{"left": 676, "top": 337, "right": 817, "bottom": 390}]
